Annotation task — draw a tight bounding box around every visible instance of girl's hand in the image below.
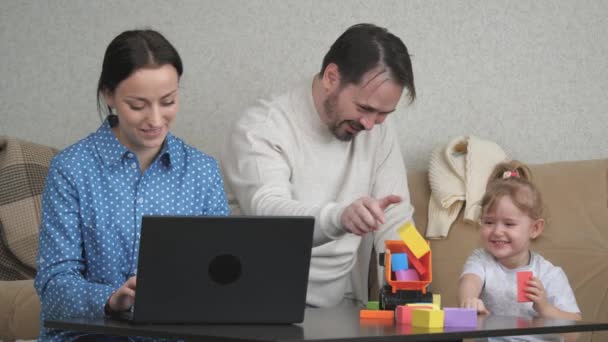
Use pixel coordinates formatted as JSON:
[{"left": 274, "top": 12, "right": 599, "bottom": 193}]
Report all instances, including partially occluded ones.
[
  {"left": 460, "top": 297, "right": 490, "bottom": 315},
  {"left": 526, "top": 276, "right": 551, "bottom": 315},
  {"left": 107, "top": 276, "right": 137, "bottom": 312}
]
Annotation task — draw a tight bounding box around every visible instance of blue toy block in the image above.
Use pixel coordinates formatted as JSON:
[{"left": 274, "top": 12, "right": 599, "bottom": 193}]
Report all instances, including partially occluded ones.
[{"left": 391, "top": 253, "right": 408, "bottom": 271}]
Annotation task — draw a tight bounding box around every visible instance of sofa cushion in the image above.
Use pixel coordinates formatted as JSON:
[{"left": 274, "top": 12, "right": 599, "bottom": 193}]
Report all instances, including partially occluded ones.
[
  {"left": 530, "top": 159, "right": 608, "bottom": 324},
  {"left": 0, "top": 136, "right": 57, "bottom": 280},
  {"left": 0, "top": 279, "right": 40, "bottom": 340}
]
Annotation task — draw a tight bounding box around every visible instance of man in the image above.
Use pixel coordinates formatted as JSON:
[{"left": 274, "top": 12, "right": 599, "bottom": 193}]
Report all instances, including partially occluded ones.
[{"left": 221, "top": 23, "right": 416, "bottom": 307}]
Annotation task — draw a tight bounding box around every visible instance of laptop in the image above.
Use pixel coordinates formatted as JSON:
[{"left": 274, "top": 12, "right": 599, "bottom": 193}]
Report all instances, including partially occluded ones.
[{"left": 114, "top": 215, "right": 314, "bottom": 324}]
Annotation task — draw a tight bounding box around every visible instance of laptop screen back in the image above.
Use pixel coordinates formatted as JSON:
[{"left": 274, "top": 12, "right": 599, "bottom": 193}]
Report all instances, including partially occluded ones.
[{"left": 132, "top": 215, "right": 314, "bottom": 324}]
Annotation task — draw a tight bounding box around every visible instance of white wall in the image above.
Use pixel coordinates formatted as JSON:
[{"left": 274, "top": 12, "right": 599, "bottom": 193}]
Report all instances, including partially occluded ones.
[{"left": 1, "top": 0, "right": 606, "bottom": 169}]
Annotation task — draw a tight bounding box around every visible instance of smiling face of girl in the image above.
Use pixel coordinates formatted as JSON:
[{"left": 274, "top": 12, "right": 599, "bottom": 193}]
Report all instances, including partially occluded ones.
[{"left": 480, "top": 195, "right": 544, "bottom": 269}]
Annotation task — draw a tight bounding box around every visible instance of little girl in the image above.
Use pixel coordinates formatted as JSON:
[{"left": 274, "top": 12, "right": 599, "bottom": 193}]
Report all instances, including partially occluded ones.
[{"left": 459, "top": 161, "right": 581, "bottom": 340}]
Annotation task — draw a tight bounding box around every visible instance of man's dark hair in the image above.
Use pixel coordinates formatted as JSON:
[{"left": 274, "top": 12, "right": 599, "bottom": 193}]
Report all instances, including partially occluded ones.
[
  {"left": 96, "top": 29, "right": 183, "bottom": 124},
  {"left": 320, "top": 23, "right": 415, "bottom": 102}
]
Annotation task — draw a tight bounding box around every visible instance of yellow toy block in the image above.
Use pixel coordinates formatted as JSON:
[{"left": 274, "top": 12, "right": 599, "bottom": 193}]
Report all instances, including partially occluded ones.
[
  {"left": 407, "top": 303, "right": 439, "bottom": 310},
  {"left": 412, "top": 309, "right": 444, "bottom": 328},
  {"left": 397, "top": 222, "right": 430, "bottom": 259},
  {"left": 433, "top": 294, "right": 441, "bottom": 308}
]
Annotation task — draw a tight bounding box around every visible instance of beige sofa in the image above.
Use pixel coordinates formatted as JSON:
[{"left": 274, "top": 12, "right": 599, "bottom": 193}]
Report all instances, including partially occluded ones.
[
  {"left": 1, "top": 135, "right": 606, "bottom": 341},
  {"left": 0, "top": 136, "right": 55, "bottom": 341}
]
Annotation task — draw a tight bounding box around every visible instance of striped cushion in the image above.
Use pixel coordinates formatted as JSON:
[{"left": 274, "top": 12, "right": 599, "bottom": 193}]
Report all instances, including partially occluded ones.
[{"left": 0, "top": 136, "right": 57, "bottom": 280}]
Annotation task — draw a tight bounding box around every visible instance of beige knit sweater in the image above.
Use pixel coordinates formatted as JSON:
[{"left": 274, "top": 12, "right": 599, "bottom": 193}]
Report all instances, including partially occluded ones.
[
  {"left": 220, "top": 79, "right": 415, "bottom": 307},
  {"left": 426, "top": 136, "right": 508, "bottom": 238}
]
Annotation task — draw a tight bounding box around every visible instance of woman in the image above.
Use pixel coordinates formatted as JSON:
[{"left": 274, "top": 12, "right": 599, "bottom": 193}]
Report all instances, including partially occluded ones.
[{"left": 34, "top": 29, "right": 229, "bottom": 341}]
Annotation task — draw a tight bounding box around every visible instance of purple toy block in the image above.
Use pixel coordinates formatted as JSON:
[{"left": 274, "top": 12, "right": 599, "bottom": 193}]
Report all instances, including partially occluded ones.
[
  {"left": 395, "top": 269, "right": 419, "bottom": 281},
  {"left": 444, "top": 307, "right": 477, "bottom": 327},
  {"left": 391, "top": 253, "right": 408, "bottom": 271}
]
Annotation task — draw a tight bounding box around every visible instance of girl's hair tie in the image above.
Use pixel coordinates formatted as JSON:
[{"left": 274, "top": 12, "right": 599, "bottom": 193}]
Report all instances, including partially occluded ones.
[{"left": 502, "top": 170, "right": 519, "bottom": 179}]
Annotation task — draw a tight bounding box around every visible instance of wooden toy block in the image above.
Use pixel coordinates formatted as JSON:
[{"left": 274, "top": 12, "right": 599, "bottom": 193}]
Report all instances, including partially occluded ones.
[
  {"left": 396, "top": 304, "right": 435, "bottom": 324},
  {"left": 391, "top": 253, "right": 408, "bottom": 271},
  {"left": 359, "top": 317, "right": 395, "bottom": 327},
  {"left": 433, "top": 294, "right": 441, "bottom": 308},
  {"left": 366, "top": 301, "right": 380, "bottom": 310},
  {"left": 412, "top": 309, "right": 444, "bottom": 328},
  {"left": 517, "top": 271, "right": 533, "bottom": 302},
  {"left": 360, "top": 309, "right": 394, "bottom": 320},
  {"left": 397, "top": 222, "right": 430, "bottom": 259},
  {"left": 403, "top": 243, "right": 427, "bottom": 276},
  {"left": 395, "top": 269, "right": 419, "bottom": 281},
  {"left": 443, "top": 307, "right": 477, "bottom": 327},
  {"left": 407, "top": 303, "right": 438, "bottom": 310},
  {"left": 395, "top": 305, "right": 413, "bottom": 324}
]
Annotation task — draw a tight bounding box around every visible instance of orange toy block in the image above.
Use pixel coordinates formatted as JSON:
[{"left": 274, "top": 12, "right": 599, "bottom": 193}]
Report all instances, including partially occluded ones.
[
  {"left": 360, "top": 309, "right": 395, "bottom": 320},
  {"left": 397, "top": 222, "right": 430, "bottom": 259}
]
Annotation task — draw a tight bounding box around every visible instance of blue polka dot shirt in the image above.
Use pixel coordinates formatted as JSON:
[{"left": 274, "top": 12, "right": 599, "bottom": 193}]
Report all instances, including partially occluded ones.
[{"left": 34, "top": 120, "right": 230, "bottom": 341}]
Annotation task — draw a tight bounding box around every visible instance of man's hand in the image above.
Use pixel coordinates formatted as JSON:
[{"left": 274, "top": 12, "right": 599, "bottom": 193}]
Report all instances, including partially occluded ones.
[
  {"left": 460, "top": 297, "right": 490, "bottom": 315},
  {"left": 107, "top": 276, "right": 137, "bottom": 312},
  {"left": 340, "top": 195, "right": 401, "bottom": 235}
]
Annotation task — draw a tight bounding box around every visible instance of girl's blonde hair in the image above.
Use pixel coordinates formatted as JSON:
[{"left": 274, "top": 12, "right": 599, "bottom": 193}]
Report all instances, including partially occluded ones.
[{"left": 480, "top": 160, "right": 543, "bottom": 220}]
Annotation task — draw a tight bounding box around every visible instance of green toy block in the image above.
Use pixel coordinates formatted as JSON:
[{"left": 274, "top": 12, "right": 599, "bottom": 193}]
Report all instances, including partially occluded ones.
[{"left": 366, "top": 301, "right": 380, "bottom": 310}]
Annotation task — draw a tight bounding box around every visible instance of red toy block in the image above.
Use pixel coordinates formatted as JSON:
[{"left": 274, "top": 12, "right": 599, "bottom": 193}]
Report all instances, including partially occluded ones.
[
  {"left": 396, "top": 305, "right": 413, "bottom": 324},
  {"left": 400, "top": 242, "right": 427, "bottom": 276},
  {"left": 517, "top": 271, "right": 533, "bottom": 302},
  {"left": 360, "top": 309, "right": 394, "bottom": 320}
]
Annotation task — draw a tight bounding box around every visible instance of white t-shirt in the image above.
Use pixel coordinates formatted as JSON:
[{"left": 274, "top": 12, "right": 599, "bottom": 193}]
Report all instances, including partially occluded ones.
[{"left": 462, "top": 248, "right": 580, "bottom": 342}]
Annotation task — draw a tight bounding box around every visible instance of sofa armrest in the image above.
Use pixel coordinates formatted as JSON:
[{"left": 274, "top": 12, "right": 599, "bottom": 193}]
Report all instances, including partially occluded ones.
[{"left": 0, "top": 280, "right": 40, "bottom": 340}]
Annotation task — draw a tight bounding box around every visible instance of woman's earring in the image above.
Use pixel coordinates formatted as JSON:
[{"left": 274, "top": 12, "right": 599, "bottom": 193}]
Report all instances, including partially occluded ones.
[{"left": 107, "top": 106, "right": 119, "bottom": 127}]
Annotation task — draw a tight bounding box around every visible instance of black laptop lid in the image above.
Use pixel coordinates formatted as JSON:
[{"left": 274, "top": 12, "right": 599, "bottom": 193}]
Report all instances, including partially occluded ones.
[{"left": 132, "top": 215, "right": 314, "bottom": 324}]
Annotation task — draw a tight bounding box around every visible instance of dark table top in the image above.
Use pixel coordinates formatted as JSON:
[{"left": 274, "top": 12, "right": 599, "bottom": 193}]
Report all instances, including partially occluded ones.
[{"left": 46, "top": 303, "right": 608, "bottom": 341}]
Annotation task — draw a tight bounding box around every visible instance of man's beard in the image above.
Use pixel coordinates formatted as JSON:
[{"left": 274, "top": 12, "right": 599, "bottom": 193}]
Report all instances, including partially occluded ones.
[{"left": 323, "top": 94, "right": 364, "bottom": 141}]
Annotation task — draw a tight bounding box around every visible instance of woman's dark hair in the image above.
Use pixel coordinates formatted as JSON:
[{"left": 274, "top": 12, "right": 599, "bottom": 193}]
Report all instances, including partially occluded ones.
[
  {"left": 320, "top": 23, "right": 415, "bottom": 103},
  {"left": 96, "top": 29, "right": 183, "bottom": 125}
]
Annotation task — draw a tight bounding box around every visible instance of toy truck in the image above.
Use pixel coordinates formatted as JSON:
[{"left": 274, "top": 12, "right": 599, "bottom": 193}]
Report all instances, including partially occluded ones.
[{"left": 378, "top": 240, "right": 433, "bottom": 310}]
